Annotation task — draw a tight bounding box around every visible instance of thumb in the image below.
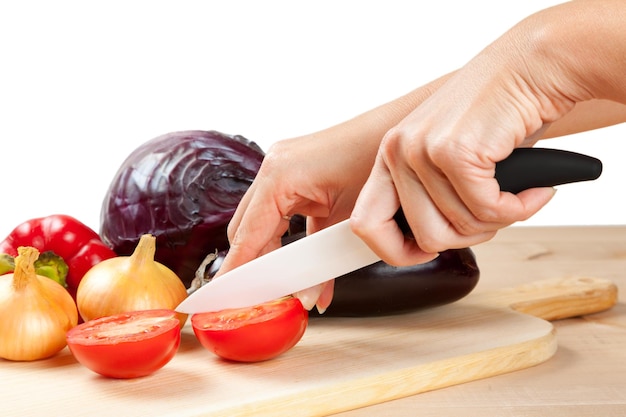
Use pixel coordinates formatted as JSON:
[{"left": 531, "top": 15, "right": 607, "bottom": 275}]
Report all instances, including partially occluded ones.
[{"left": 513, "top": 187, "right": 557, "bottom": 221}]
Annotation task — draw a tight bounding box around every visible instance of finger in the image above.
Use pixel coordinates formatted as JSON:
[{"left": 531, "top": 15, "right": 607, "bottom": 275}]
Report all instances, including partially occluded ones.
[
  {"left": 391, "top": 160, "right": 499, "bottom": 253},
  {"left": 294, "top": 281, "right": 326, "bottom": 311},
  {"left": 417, "top": 166, "right": 511, "bottom": 233},
  {"left": 226, "top": 181, "right": 257, "bottom": 242},
  {"left": 505, "top": 187, "right": 557, "bottom": 219},
  {"left": 444, "top": 161, "right": 557, "bottom": 228},
  {"left": 314, "top": 280, "right": 335, "bottom": 314},
  {"left": 406, "top": 163, "right": 555, "bottom": 252},
  {"left": 218, "top": 187, "right": 291, "bottom": 277},
  {"left": 351, "top": 154, "right": 439, "bottom": 266}
]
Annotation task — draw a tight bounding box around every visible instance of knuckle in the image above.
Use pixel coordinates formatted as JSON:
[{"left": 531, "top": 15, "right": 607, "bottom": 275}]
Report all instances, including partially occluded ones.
[
  {"left": 451, "top": 216, "right": 482, "bottom": 237},
  {"left": 427, "top": 142, "right": 463, "bottom": 176},
  {"left": 471, "top": 198, "right": 512, "bottom": 224},
  {"left": 407, "top": 224, "right": 448, "bottom": 254},
  {"left": 226, "top": 222, "right": 237, "bottom": 242},
  {"left": 260, "top": 139, "right": 299, "bottom": 173},
  {"left": 445, "top": 205, "right": 501, "bottom": 238},
  {"left": 450, "top": 209, "right": 493, "bottom": 237},
  {"left": 258, "top": 146, "right": 285, "bottom": 172},
  {"left": 379, "top": 128, "right": 406, "bottom": 164},
  {"left": 349, "top": 213, "right": 374, "bottom": 240},
  {"left": 415, "top": 235, "right": 445, "bottom": 254},
  {"left": 380, "top": 127, "right": 403, "bottom": 149}
]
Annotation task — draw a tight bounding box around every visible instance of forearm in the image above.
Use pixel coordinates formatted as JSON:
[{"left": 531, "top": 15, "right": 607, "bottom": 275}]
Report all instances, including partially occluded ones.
[
  {"left": 541, "top": 99, "right": 626, "bottom": 139},
  {"left": 304, "top": 0, "right": 626, "bottom": 148},
  {"left": 302, "top": 73, "right": 454, "bottom": 151}
]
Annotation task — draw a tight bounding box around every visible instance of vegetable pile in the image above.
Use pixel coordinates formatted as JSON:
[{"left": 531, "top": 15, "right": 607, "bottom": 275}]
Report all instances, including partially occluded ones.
[{"left": 0, "top": 129, "right": 481, "bottom": 378}]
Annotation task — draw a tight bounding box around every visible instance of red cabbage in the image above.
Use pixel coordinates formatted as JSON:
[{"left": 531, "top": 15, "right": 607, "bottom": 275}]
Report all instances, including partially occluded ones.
[{"left": 100, "top": 130, "right": 265, "bottom": 287}]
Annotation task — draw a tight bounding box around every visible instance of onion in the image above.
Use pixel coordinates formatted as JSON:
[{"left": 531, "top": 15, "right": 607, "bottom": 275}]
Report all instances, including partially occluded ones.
[
  {"left": 0, "top": 246, "right": 78, "bottom": 361},
  {"left": 76, "top": 234, "right": 188, "bottom": 326},
  {"left": 99, "top": 130, "right": 265, "bottom": 288}
]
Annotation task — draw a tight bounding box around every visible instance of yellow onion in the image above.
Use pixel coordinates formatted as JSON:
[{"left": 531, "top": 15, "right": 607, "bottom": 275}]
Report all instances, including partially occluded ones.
[
  {"left": 76, "top": 234, "right": 188, "bottom": 326},
  {"left": 0, "top": 246, "right": 78, "bottom": 361}
]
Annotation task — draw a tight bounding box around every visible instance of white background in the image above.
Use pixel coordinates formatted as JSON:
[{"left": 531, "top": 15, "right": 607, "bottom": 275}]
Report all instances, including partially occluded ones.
[{"left": 1, "top": 0, "right": 623, "bottom": 239}]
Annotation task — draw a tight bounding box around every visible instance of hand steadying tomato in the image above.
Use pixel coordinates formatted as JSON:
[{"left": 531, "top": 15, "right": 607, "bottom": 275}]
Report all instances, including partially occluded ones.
[
  {"left": 191, "top": 297, "right": 308, "bottom": 362},
  {"left": 0, "top": 214, "right": 116, "bottom": 299},
  {"left": 66, "top": 309, "right": 181, "bottom": 379}
]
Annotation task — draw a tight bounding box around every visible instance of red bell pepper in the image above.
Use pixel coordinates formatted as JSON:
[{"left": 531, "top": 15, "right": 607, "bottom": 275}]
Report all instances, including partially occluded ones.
[{"left": 0, "top": 214, "right": 116, "bottom": 299}]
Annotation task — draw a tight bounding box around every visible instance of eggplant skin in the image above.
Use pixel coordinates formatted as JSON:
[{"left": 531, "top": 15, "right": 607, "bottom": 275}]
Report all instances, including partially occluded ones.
[{"left": 310, "top": 248, "right": 480, "bottom": 317}]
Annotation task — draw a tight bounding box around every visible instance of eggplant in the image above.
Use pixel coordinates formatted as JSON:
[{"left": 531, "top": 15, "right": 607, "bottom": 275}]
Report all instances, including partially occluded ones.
[
  {"left": 286, "top": 231, "right": 480, "bottom": 317},
  {"left": 309, "top": 247, "right": 479, "bottom": 317}
]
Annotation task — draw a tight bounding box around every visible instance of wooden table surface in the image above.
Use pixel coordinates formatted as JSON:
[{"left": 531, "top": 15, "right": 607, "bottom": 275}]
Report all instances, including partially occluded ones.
[{"left": 337, "top": 225, "right": 626, "bottom": 417}]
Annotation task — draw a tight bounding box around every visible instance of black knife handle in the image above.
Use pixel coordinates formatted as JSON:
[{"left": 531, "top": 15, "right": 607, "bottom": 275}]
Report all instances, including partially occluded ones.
[
  {"left": 394, "top": 147, "right": 602, "bottom": 235},
  {"left": 494, "top": 147, "right": 602, "bottom": 193}
]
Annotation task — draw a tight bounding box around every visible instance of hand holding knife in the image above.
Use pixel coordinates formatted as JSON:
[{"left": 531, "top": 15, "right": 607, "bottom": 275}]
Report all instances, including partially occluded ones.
[{"left": 177, "top": 147, "right": 602, "bottom": 314}]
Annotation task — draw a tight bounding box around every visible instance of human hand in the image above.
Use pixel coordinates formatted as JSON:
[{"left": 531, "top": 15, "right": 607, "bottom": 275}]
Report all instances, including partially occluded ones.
[
  {"left": 217, "top": 72, "right": 454, "bottom": 312},
  {"left": 350, "top": 0, "right": 626, "bottom": 266},
  {"left": 218, "top": 0, "right": 626, "bottom": 311},
  {"left": 218, "top": 129, "right": 379, "bottom": 311}
]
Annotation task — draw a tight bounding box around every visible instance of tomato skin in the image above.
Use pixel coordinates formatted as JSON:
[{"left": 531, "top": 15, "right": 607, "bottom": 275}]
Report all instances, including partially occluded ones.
[
  {"left": 66, "top": 309, "right": 181, "bottom": 379},
  {"left": 191, "top": 297, "right": 308, "bottom": 362}
]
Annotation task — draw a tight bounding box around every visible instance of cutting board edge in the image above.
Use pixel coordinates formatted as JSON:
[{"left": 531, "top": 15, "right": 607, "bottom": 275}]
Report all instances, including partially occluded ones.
[{"left": 186, "top": 326, "right": 558, "bottom": 417}]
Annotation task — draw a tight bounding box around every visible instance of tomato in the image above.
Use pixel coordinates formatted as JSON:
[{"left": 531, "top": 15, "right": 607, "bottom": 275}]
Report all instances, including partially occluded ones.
[
  {"left": 191, "top": 297, "right": 308, "bottom": 362},
  {"left": 66, "top": 309, "right": 181, "bottom": 379}
]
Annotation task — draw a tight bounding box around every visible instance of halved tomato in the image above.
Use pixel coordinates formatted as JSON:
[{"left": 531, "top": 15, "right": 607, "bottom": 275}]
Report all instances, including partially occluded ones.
[
  {"left": 66, "top": 309, "right": 181, "bottom": 379},
  {"left": 191, "top": 297, "right": 308, "bottom": 362}
]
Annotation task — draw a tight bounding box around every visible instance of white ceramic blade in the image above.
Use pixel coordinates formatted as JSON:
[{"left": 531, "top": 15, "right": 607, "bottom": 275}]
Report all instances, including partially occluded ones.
[{"left": 175, "top": 220, "right": 381, "bottom": 313}]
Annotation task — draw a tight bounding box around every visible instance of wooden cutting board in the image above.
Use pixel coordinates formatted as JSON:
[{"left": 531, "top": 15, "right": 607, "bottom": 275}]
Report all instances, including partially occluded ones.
[{"left": 1, "top": 276, "right": 617, "bottom": 417}]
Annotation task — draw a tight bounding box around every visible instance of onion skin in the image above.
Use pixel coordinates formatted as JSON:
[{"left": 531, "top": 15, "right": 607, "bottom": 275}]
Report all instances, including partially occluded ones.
[
  {"left": 99, "top": 130, "right": 265, "bottom": 288},
  {"left": 76, "top": 234, "right": 188, "bottom": 327},
  {"left": 310, "top": 248, "right": 480, "bottom": 317}
]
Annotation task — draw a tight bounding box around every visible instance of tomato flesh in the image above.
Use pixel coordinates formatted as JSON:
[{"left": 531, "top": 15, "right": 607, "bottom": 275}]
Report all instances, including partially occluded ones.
[
  {"left": 66, "top": 309, "right": 181, "bottom": 379},
  {"left": 191, "top": 297, "right": 308, "bottom": 362}
]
